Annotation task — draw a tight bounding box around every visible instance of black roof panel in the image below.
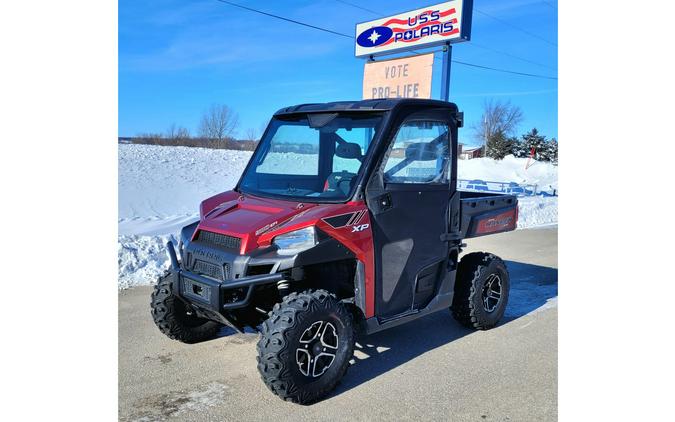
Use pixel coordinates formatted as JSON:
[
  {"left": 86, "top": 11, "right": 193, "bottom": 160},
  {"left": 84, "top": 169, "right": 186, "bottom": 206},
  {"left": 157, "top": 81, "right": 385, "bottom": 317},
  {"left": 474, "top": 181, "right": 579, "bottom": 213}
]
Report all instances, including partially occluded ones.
[{"left": 274, "top": 98, "right": 458, "bottom": 116}]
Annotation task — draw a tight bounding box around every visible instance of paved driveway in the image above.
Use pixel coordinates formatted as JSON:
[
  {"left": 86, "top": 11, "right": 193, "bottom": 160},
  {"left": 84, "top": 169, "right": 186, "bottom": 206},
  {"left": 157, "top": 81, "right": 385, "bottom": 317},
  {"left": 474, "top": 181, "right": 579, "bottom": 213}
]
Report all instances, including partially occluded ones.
[{"left": 119, "top": 227, "right": 557, "bottom": 421}]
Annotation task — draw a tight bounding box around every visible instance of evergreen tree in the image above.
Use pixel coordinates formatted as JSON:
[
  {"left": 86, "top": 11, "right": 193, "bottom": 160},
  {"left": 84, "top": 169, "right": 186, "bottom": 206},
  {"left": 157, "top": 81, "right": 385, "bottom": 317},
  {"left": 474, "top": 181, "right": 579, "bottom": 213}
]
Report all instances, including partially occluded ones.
[
  {"left": 543, "top": 137, "right": 558, "bottom": 164},
  {"left": 485, "top": 130, "right": 513, "bottom": 159},
  {"left": 510, "top": 136, "right": 528, "bottom": 158},
  {"left": 520, "top": 128, "right": 548, "bottom": 160}
]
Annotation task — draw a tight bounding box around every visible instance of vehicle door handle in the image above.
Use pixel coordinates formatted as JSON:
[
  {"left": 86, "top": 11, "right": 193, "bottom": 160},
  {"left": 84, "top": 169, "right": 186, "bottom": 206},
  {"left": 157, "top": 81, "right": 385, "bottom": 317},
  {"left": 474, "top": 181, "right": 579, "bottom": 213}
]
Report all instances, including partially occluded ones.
[{"left": 374, "top": 193, "right": 393, "bottom": 213}]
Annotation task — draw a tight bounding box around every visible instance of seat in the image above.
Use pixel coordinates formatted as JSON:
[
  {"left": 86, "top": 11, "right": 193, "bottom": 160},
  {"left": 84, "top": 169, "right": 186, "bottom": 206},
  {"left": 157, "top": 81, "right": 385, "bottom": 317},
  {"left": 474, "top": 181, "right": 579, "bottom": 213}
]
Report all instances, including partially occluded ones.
[{"left": 324, "top": 171, "right": 356, "bottom": 196}]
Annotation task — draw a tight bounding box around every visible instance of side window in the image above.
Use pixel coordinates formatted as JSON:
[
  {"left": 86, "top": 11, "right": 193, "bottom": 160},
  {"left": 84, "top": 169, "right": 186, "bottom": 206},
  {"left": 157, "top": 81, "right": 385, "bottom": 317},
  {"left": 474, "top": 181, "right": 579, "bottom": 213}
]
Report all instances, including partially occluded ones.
[{"left": 382, "top": 120, "right": 450, "bottom": 184}]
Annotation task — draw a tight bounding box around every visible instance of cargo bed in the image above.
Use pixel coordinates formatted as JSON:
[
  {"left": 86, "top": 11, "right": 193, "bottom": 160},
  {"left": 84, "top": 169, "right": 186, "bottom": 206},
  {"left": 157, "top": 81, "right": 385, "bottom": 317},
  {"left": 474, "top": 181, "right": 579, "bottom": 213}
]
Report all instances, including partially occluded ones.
[{"left": 458, "top": 191, "right": 518, "bottom": 238}]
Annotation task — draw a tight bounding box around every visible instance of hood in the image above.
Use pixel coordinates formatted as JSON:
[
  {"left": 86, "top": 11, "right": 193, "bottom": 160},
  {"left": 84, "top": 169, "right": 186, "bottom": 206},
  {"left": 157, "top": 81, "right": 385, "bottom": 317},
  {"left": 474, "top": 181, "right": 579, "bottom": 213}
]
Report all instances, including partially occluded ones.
[{"left": 195, "top": 192, "right": 321, "bottom": 254}]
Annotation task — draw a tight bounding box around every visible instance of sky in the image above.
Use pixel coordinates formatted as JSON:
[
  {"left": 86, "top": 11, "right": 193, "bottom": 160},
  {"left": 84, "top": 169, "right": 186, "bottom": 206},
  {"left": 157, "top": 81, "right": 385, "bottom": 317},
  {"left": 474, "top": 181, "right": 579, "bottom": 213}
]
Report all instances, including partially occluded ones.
[{"left": 119, "top": 0, "right": 558, "bottom": 145}]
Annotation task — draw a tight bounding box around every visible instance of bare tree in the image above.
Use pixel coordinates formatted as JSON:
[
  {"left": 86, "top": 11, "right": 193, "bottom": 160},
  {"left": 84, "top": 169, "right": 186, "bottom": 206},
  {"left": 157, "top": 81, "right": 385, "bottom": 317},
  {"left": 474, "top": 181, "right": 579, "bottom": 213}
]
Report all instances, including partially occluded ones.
[
  {"left": 244, "top": 127, "right": 260, "bottom": 142},
  {"left": 198, "top": 104, "right": 239, "bottom": 144},
  {"left": 167, "top": 123, "right": 190, "bottom": 139},
  {"left": 166, "top": 123, "right": 178, "bottom": 139},
  {"left": 473, "top": 99, "right": 524, "bottom": 150},
  {"left": 176, "top": 126, "right": 190, "bottom": 140},
  {"left": 136, "top": 132, "right": 164, "bottom": 145}
]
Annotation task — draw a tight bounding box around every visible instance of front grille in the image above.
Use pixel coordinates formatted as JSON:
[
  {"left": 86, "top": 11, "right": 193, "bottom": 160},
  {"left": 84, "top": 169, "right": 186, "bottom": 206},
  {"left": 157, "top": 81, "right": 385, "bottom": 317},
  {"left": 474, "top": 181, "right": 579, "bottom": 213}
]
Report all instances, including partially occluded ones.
[
  {"left": 196, "top": 230, "right": 241, "bottom": 251},
  {"left": 192, "top": 260, "right": 230, "bottom": 281}
]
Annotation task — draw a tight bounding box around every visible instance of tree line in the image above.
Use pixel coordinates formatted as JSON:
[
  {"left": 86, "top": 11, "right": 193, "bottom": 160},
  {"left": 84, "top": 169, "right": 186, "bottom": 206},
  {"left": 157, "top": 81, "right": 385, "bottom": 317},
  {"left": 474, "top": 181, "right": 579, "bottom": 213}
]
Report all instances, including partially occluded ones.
[
  {"left": 474, "top": 99, "right": 558, "bottom": 164},
  {"left": 127, "top": 100, "right": 557, "bottom": 163},
  {"left": 131, "top": 104, "right": 262, "bottom": 151}
]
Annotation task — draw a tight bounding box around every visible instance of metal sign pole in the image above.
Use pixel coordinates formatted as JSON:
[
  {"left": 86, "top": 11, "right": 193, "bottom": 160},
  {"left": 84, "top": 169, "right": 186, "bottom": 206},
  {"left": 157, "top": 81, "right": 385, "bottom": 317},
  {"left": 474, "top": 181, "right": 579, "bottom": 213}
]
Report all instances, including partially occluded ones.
[{"left": 440, "top": 43, "right": 452, "bottom": 102}]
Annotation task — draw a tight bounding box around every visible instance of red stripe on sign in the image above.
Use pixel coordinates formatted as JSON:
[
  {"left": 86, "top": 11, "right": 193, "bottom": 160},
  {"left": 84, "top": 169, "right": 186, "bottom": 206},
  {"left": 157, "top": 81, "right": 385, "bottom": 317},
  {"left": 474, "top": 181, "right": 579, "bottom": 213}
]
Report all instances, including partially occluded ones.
[
  {"left": 392, "top": 29, "right": 460, "bottom": 43},
  {"left": 391, "top": 18, "right": 458, "bottom": 33},
  {"left": 382, "top": 17, "right": 409, "bottom": 26},
  {"left": 381, "top": 8, "right": 455, "bottom": 27}
]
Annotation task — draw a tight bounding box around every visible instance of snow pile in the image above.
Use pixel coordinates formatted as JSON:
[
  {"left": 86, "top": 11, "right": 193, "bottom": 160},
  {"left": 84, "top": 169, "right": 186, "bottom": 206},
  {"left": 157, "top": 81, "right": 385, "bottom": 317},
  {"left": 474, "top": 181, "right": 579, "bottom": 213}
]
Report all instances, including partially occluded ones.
[
  {"left": 118, "top": 145, "right": 251, "bottom": 235},
  {"left": 516, "top": 196, "right": 558, "bottom": 228},
  {"left": 118, "top": 145, "right": 251, "bottom": 288},
  {"left": 458, "top": 154, "right": 558, "bottom": 192},
  {"left": 118, "top": 145, "right": 557, "bottom": 288},
  {"left": 118, "top": 234, "right": 175, "bottom": 289}
]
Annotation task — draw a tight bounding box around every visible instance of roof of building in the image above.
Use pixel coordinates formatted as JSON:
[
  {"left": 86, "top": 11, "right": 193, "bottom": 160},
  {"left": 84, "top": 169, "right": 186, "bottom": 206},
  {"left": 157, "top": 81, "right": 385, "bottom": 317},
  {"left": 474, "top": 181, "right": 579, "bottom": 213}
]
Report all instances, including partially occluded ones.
[{"left": 461, "top": 145, "right": 484, "bottom": 152}]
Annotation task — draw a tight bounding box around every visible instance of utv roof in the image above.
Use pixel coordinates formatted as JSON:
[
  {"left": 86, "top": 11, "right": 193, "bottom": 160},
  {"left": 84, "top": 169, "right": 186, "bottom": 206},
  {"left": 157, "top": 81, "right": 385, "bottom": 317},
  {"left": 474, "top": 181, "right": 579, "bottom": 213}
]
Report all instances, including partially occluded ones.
[{"left": 274, "top": 98, "right": 458, "bottom": 116}]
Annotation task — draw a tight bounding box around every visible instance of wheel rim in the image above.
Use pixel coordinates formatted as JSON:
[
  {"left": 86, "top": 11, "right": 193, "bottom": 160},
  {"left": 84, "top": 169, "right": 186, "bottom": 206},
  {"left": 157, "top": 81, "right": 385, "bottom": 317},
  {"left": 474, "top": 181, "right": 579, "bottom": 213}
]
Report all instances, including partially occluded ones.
[
  {"left": 295, "top": 320, "right": 339, "bottom": 378},
  {"left": 482, "top": 273, "right": 502, "bottom": 313}
]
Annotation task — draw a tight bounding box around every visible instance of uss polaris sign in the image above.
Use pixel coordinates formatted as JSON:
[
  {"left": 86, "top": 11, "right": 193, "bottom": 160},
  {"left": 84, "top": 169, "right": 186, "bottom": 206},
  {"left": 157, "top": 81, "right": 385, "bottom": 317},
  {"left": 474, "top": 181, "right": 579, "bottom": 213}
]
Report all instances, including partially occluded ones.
[{"left": 354, "top": 0, "right": 473, "bottom": 58}]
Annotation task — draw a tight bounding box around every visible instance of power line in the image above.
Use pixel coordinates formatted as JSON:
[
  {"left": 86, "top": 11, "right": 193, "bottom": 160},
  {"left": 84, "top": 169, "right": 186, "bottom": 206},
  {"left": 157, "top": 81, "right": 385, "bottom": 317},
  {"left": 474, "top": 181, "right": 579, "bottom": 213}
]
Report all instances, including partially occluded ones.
[
  {"left": 474, "top": 8, "right": 557, "bottom": 47},
  {"left": 214, "top": 0, "right": 557, "bottom": 80},
  {"left": 332, "top": 0, "right": 557, "bottom": 71},
  {"left": 334, "top": 0, "right": 381, "bottom": 17},
  {"left": 214, "top": 0, "right": 352, "bottom": 39},
  {"left": 411, "top": 48, "right": 557, "bottom": 80},
  {"left": 451, "top": 59, "right": 558, "bottom": 80},
  {"left": 461, "top": 41, "right": 556, "bottom": 71}
]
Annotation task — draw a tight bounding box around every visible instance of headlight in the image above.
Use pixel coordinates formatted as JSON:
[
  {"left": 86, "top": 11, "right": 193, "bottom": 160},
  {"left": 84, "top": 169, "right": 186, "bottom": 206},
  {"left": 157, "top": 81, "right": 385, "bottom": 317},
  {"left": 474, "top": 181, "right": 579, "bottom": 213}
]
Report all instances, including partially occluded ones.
[{"left": 273, "top": 227, "right": 316, "bottom": 255}]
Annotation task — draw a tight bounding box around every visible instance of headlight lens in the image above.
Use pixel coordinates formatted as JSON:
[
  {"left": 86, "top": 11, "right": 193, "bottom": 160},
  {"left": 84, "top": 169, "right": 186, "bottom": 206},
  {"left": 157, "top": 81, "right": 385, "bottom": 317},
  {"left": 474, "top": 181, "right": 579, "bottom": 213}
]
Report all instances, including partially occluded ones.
[{"left": 273, "top": 227, "right": 316, "bottom": 255}]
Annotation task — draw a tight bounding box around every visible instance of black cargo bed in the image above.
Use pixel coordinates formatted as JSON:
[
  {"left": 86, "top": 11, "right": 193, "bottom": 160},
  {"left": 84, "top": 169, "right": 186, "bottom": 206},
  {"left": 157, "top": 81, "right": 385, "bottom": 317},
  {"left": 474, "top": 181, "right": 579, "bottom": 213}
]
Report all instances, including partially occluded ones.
[{"left": 458, "top": 191, "right": 518, "bottom": 238}]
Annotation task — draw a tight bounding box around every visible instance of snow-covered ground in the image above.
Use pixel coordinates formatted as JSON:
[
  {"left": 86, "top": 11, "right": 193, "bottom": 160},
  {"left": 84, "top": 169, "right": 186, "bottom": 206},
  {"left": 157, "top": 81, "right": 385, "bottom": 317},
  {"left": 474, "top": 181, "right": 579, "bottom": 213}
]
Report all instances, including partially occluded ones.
[
  {"left": 118, "top": 144, "right": 557, "bottom": 289},
  {"left": 458, "top": 154, "right": 558, "bottom": 192}
]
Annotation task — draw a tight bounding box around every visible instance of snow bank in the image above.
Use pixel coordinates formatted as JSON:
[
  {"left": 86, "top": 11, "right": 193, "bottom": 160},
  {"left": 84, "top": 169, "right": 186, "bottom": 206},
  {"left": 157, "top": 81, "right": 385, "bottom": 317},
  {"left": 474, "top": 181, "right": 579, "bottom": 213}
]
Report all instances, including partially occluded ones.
[
  {"left": 516, "top": 196, "right": 558, "bottom": 229},
  {"left": 118, "top": 145, "right": 557, "bottom": 289},
  {"left": 118, "top": 144, "right": 252, "bottom": 223},
  {"left": 458, "top": 154, "right": 558, "bottom": 192},
  {"left": 118, "top": 234, "right": 175, "bottom": 289}
]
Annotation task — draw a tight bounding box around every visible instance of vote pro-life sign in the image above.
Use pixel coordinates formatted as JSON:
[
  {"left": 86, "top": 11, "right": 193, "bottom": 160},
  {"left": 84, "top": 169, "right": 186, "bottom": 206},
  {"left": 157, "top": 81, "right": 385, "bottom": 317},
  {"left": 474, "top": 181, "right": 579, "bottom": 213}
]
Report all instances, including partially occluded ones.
[{"left": 356, "top": 0, "right": 472, "bottom": 100}]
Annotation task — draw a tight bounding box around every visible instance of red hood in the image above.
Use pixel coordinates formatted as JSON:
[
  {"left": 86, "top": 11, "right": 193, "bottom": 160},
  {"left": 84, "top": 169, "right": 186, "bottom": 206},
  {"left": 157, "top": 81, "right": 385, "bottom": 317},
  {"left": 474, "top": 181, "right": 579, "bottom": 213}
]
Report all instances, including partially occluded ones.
[
  {"left": 196, "top": 191, "right": 349, "bottom": 254},
  {"left": 195, "top": 190, "right": 375, "bottom": 318}
]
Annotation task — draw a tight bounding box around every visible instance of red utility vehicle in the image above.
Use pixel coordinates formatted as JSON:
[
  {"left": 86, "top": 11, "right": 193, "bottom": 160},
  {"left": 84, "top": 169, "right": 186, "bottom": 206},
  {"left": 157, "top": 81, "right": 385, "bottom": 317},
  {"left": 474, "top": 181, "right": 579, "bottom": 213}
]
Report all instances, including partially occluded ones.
[{"left": 151, "top": 99, "right": 518, "bottom": 404}]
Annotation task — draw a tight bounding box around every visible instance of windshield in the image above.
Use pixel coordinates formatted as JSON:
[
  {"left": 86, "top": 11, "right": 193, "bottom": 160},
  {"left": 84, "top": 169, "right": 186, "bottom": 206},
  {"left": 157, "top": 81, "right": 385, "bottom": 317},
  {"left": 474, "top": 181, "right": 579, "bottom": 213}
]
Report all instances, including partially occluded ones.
[{"left": 239, "top": 113, "right": 383, "bottom": 202}]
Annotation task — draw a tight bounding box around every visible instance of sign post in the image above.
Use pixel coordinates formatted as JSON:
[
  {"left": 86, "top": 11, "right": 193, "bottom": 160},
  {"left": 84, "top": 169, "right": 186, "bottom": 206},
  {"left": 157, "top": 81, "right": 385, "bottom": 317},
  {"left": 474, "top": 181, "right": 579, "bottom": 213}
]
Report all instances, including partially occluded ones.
[
  {"left": 354, "top": 0, "right": 473, "bottom": 102},
  {"left": 440, "top": 44, "right": 452, "bottom": 101}
]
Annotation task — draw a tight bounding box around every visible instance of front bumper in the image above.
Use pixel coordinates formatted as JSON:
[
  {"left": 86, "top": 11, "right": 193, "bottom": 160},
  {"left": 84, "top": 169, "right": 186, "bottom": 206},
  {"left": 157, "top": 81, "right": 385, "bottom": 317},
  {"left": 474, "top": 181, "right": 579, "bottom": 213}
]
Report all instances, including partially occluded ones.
[{"left": 166, "top": 241, "right": 283, "bottom": 329}]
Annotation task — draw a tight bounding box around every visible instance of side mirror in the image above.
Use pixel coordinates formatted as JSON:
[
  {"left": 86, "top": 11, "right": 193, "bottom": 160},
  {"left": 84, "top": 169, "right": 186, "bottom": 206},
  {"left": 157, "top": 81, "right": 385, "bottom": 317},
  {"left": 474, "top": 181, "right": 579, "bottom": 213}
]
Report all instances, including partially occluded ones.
[{"left": 335, "top": 142, "right": 363, "bottom": 160}]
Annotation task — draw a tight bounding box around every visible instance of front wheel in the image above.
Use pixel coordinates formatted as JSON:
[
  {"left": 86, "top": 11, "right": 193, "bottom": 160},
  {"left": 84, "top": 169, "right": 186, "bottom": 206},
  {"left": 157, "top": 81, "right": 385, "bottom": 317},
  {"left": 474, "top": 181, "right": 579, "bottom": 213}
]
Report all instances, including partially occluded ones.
[
  {"left": 451, "top": 252, "right": 510, "bottom": 330},
  {"left": 256, "top": 290, "right": 355, "bottom": 404},
  {"left": 150, "top": 272, "right": 221, "bottom": 343}
]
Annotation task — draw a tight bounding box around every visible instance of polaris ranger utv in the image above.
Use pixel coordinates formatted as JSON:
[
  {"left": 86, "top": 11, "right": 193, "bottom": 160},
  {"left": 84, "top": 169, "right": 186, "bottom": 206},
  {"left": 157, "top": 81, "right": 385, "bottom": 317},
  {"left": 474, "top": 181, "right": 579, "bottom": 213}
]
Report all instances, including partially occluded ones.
[{"left": 151, "top": 98, "right": 518, "bottom": 404}]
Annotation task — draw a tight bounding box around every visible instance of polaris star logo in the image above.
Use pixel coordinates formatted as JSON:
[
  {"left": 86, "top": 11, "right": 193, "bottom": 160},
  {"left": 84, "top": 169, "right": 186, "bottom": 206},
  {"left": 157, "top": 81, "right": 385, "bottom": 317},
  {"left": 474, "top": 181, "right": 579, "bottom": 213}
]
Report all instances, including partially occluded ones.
[
  {"left": 352, "top": 224, "right": 370, "bottom": 233},
  {"left": 356, "top": 26, "right": 393, "bottom": 47}
]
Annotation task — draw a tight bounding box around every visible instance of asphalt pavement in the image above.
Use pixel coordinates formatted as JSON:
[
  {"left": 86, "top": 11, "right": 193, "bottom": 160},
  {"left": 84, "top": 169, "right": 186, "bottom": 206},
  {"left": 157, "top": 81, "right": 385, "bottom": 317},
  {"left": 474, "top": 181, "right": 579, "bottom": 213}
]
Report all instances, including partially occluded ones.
[{"left": 119, "top": 226, "right": 557, "bottom": 422}]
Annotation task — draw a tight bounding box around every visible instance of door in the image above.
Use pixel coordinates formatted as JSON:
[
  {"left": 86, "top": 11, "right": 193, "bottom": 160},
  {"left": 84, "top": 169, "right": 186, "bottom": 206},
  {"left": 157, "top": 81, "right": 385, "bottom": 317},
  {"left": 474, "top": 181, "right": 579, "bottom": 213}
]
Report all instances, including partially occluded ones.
[{"left": 366, "top": 111, "right": 455, "bottom": 319}]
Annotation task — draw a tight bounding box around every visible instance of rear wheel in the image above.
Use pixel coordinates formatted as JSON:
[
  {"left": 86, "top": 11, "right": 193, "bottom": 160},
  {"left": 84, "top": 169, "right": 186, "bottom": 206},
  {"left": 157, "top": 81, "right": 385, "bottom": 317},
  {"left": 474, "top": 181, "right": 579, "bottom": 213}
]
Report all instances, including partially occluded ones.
[
  {"left": 150, "top": 271, "right": 220, "bottom": 343},
  {"left": 451, "top": 252, "right": 510, "bottom": 330},
  {"left": 256, "top": 290, "right": 355, "bottom": 404}
]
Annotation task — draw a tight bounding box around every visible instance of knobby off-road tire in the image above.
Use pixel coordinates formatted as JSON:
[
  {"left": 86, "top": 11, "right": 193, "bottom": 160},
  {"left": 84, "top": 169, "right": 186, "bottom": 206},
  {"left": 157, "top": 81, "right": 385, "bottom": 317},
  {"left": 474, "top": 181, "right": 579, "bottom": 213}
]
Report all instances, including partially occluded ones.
[
  {"left": 452, "top": 252, "right": 510, "bottom": 330},
  {"left": 257, "top": 290, "right": 355, "bottom": 405},
  {"left": 150, "top": 271, "right": 220, "bottom": 343}
]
